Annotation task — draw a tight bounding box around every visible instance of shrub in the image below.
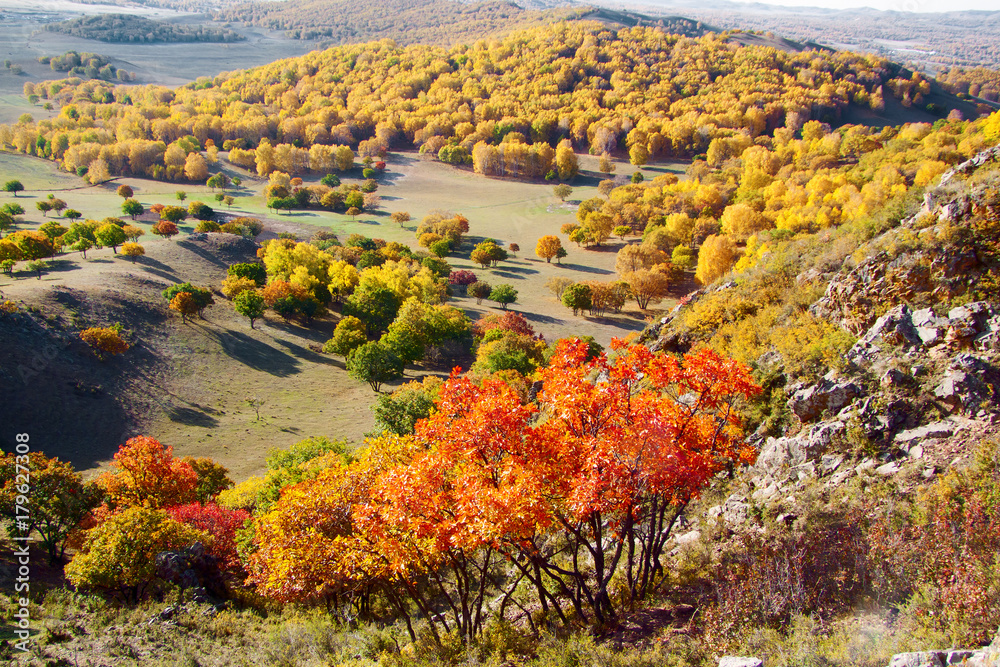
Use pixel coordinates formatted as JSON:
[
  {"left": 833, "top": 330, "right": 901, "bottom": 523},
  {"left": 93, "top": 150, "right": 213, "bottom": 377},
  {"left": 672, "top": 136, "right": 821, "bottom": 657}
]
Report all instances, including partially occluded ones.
[
  {"left": 227, "top": 262, "right": 266, "bottom": 286},
  {"left": 79, "top": 327, "right": 129, "bottom": 359},
  {"left": 449, "top": 269, "right": 477, "bottom": 286},
  {"left": 222, "top": 276, "right": 258, "bottom": 299}
]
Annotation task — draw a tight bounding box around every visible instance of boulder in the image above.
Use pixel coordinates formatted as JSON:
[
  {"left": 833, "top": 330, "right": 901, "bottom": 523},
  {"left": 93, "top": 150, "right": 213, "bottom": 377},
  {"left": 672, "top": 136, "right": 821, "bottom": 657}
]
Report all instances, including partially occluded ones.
[
  {"left": 789, "top": 379, "right": 863, "bottom": 423},
  {"left": 894, "top": 421, "right": 956, "bottom": 448},
  {"left": 756, "top": 420, "right": 845, "bottom": 471},
  {"left": 719, "top": 658, "right": 763, "bottom": 667}
]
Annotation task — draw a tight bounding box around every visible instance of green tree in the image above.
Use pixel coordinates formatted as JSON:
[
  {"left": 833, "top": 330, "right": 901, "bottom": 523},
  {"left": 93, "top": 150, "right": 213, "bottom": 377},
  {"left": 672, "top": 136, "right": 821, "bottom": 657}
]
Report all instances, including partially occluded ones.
[
  {"left": 227, "top": 262, "right": 266, "bottom": 286},
  {"left": 188, "top": 200, "right": 214, "bottom": 220},
  {"left": 489, "top": 284, "right": 518, "bottom": 310},
  {"left": 4, "top": 180, "right": 24, "bottom": 197},
  {"left": 121, "top": 198, "right": 143, "bottom": 220},
  {"left": 344, "top": 285, "right": 401, "bottom": 335},
  {"left": 176, "top": 190, "right": 187, "bottom": 202},
  {"left": 233, "top": 290, "right": 266, "bottom": 329},
  {"left": 347, "top": 341, "right": 404, "bottom": 392},
  {"left": 63, "top": 209, "right": 82, "bottom": 222},
  {"left": 372, "top": 380, "right": 439, "bottom": 436},
  {"left": 95, "top": 223, "right": 127, "bottom": 253},
  {"left": 553, "top": 183, "right": 573, "bottom": 201},
  {"left": 561, "top": 283, "right": 593, "bottom": 316}
]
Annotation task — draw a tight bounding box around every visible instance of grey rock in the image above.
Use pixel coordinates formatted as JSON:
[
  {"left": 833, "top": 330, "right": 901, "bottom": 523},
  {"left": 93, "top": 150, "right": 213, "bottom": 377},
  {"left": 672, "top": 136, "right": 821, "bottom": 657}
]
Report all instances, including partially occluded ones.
[
  {"left": 894, "top": 421, "right": 955, "bottom": 446},
  {"left": 756, "top": 421, "right": 845, "bottom": 471},
  {"left": 820, "top": 454, "right": 844, "bottom": 474},
  {"left": 876, "top": 461, "right": 901, "bottom": 476},
  {"left": 887, "top": 651, "right": 946, "bottom": 667},
  {"left": 855, "top": 304, "right": 923, "bottom": 349},
  {"left": 882, "top": 369, "right": 907, "bottom": 387},
  {"left": 912, "top": 308, "right": 942, "bottom": 328},
  {"left": 917, "top": 327, "right": 943, "bottom": 346},
  {"left": 789, "top": 379, "right": 863, "bottom": 423},
  {"left": 719, "top": 658, "right": 763, "bottom": 667}
]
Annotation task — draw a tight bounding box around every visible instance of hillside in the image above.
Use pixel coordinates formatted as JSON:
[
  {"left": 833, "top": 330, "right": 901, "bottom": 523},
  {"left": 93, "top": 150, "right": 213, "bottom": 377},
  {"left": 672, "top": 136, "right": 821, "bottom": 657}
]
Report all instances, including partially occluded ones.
[
  {"left": 44, "top": 13, "right": 245, "bottom": 44},
  {"left": 2, "top": 21, "right": 985, "bottom": 188},
  {"left": 218, "top": 0, "right": 572, "bottom": 44}
]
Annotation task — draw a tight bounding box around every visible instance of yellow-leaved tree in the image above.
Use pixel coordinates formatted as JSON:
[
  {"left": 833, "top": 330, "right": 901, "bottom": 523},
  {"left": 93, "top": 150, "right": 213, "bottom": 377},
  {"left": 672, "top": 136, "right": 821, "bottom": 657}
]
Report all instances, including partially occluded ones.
[{"left": 695, "top": 234, "right": 739, "bottom": 286}]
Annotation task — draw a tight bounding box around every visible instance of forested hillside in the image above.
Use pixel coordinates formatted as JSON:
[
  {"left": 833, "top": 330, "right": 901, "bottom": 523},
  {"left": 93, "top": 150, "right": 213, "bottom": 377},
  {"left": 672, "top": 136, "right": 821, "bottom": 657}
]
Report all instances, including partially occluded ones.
[
  {"left": 1, "top": 22, "right": 979, "bottom": 185},
  {"left": 219, "top": 0, "right": 570, "bottom": 44},
  {"left": 44, "top": 14, "right": 245, "bottom": 44}
]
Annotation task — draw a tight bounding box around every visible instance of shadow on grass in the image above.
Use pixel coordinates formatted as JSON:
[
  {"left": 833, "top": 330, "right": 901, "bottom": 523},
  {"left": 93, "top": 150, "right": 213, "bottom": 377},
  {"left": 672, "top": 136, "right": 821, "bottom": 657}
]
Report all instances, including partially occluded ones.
[
  {"left": 557, "top": 262, "right": 614, "bottom": 275},
  {"left": 521, "top": 311, "right": 566, "bottom": 326},
  {"left": 195, "top": 324, "right": 303, "bottom": 377},
  {"left": 491, "top": 266, "right": 539, "bottom": 279},
  {"left": 273, "top": 337, "right": 342, "bottom": 367},
  {"left": 177, "top": 238, "right": 227, "bottom": 268},
  {"left": 165, "top": 405, "right": 219, "bottom": 428}
]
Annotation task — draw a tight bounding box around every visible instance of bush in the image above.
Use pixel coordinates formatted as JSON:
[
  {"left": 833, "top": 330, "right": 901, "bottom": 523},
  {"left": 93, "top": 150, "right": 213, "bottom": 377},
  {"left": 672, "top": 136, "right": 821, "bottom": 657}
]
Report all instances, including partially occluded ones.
[
  {"left": 195, "top": 220, "right": 222, "bottom": 233},
  {"left": 448, "top": 269, "right": 477, "bottom": 286},
  {"left": 79, "top": 327, "right": 129, "bottom": 359},
  {"left": 227, "top": 262, "right": 266, "bottom": 286}
]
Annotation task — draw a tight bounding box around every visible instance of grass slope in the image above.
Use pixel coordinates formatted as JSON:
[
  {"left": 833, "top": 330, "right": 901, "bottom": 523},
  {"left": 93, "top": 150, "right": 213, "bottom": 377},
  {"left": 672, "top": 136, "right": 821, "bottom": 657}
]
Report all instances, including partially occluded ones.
[{"left": 0, "top": 149, "right": 678, "bottom": 479}]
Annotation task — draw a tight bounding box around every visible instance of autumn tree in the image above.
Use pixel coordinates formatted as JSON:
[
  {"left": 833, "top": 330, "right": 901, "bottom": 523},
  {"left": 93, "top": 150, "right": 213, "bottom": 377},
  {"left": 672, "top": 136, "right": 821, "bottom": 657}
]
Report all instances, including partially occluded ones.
[
  {"left": 535, "top": 235, "right": 562, "bottom": 263},
  {"left": 122, "top": 242, "right": 145, "bottom": 263},
  {"left": 180, "top": 456, "right": 234, "bottom": 504},
  {"left": 116, "top": 184, "right": 133, "bottom": 199},
  {"left": 0, "top": 452, "right": 101, "bottom": 563},
  {"left": 695, "top": 234, "right": 739, "bottom": 286},
  {"left": 161, "top": 205, "right": 187, "bottom": 223},
  {"left": 720, "top": 203, "right": 771, "bottom": 241},
  {"left": 624, "top": 266, "right": 672, "bottom": 309},
  {"left": 152, "top": 220, "right": 179, "bottom": 239},
  {"left": 97, "top": 436, "right": 199, "bottom": 510},
  {"left": 553, "top": 184, "right": 572, "bottom": 201},
  {"left": 65, "top": 507, "right": 208, "bottom": 603},
  {"left": 163, "top": 282, "right": 214, "bottom": 318},
  {"left": 468, "top": 280, "right": 491, "bottom": 304},
  {"left": 122, "top": 224, "right": 144, "bottom": 242},
  {"left": 167, "top": 502, "right": 248, "bottom": 572},
  {"left": 323, "top": 315, "right": 368, "bottom": 356}
]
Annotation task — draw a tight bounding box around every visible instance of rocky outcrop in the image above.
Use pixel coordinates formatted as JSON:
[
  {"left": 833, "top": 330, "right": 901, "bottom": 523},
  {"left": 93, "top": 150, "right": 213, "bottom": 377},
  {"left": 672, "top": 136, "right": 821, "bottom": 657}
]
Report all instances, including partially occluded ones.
[
  {"left": 156, "top": 541, "right": 225, "bottom": 600},
  {"left": 788, "top": 377, "right": 863, "bottom": 422}
]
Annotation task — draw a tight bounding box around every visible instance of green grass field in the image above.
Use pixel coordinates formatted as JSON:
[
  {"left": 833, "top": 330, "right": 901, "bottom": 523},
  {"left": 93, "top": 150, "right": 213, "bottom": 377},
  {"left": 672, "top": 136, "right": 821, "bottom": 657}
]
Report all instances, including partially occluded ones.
[{"left": 1, "top": 149, "right": 693, "bottom": 478}]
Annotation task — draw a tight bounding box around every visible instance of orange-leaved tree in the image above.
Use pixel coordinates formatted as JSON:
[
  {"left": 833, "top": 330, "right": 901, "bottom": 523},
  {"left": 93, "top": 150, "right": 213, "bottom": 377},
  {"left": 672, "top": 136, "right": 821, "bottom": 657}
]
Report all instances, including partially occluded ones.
[
  {"left": 528, "top": 339, "right": 761, "bottom": 623},
  {"left": 97, "top": 436, "right": 199, "bottom": 510},
  {"left": 247, "top": 435, "right": 418, "bottom": 625}
]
